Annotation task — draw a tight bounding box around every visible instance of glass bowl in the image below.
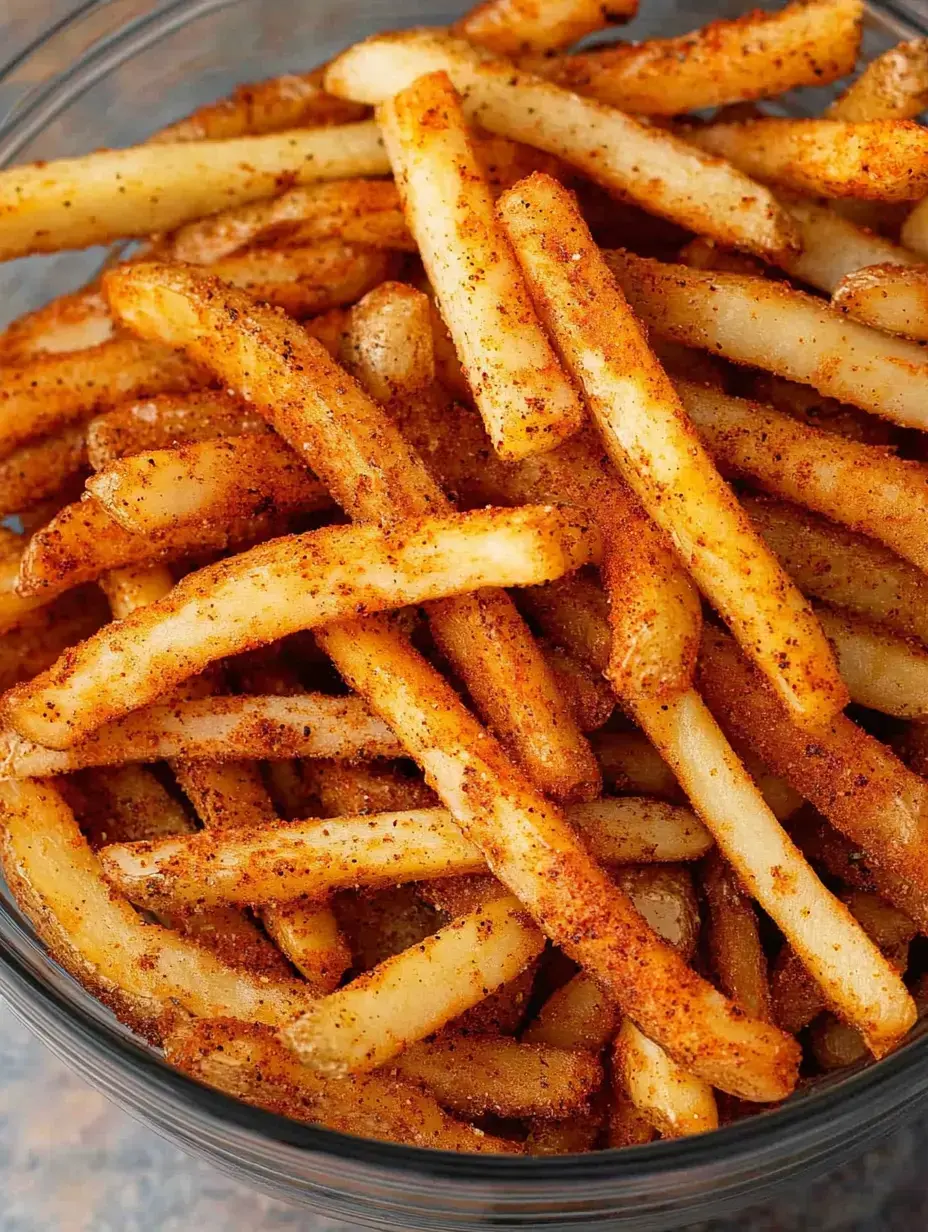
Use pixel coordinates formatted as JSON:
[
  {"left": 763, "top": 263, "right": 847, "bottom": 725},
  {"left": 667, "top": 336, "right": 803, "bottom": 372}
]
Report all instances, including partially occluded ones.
[{"left": 2, "top": 0, "right": 928, "bottom": 1226}]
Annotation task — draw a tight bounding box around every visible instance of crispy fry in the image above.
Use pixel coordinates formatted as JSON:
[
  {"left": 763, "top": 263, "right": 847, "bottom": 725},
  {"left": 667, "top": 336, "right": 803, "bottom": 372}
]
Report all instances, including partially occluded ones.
[
  {"left": 0, "top": 548, "right": 52, "bottom": 635},
  {"left": 0, "top": 780, "right": 309, "bottom": 1041},
  {"left": 99, "top": 564, "right": 176, "bottom": 619},
  {"left": 0, "top": 425, "right": 87, "bottom": 518},
  {"left": 501, "top": 175, "right": 843, "bottom": 726},
  {"left": 605, "top": 249, "right": 928, "bottom": 433},
  {"left": 0, "top": 694, "right": 403, "bottom": 777},
  {"left": 75, "top": 764, "right": 193, "bottom": 848},
  {"left": 701, "top": 850, "right": 772, "bottom": 1024},
  {"left": 780, "top": 198, "right": 921, "bottom": 297},
  {"left": 0, "top": 123, "right": 389, "bottom": 259},
  {"left": 815, "top": 605, "right": 928, "bottom": 718},
  {"left": 170, "top": 758, "right": 279, "bottom": 831},
  {"left": 828, "top": 37, "right": 928, "bottom": 121},
  {"left": 832, "top": 263, "right": 928, "bottom": 341},
  {"left": 520, "top": 574, "right": 612, "bottom": 676},
  {"left": 614, "top": 1021, "right": 719, "bottom": 1139},
  {"left": 810, "top": 1015, "right": 870, "bottom": 1071},
  {"left": 699, "top": 626, "right": 928, "bottom": 933},
  {"left": 0, "top": 287, "right": 114, "bottom": 364},
  {"left": 690, "top": 119, "right": 928, "bottom": 202},
  {"left": 541, "top": 642, "right": 615, "bottom": 732},
  {"left": 606, "top": 1088, "right": 657, "bottom": 1149},
  {"left": 746, "top": 372, "right": 898, "bottom": 448},
  {"left": 526, "top": 1107, "right": 606, "bottom": 1155},
  {"left": 308, "top": 760, "right": 437, "bottom": 818},
  {"left": 0, "top": 588, "right": 109, "bottom": 691},
  {"left": 613, "top": 865, "right": 700, "bottom": 961},
  {"left": 86, "top": 435, "right": 331, "bottom": 534},
  {"left": 324, "top": 30, "right": 799, "bottom": 261},
  {"left": 528, "top": 0, "right": 862, "bottom": 116},
  {"left": 165, "top": 1018, "right": 519, "bottom": 1152},
  {"left": 770, "top": 945, "right": 825, "bottom": 1035},
  {"left": 524, "top": 972, "right": 618, "bottom": 1051},
  {"left": 379, "top": 73, "right": 584, "bottom": 461},
  {"left": 455, "top": 0, "right": 633, "bottom": 55}
]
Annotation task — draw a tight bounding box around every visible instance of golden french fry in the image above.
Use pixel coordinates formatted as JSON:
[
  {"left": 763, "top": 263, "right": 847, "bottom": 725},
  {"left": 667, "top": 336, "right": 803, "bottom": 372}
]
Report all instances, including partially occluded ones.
[
  {"left": 75, "top": 764, "right": 194, "bottom": 847},
  {"left": 454, "top": 0, "right": 634, "bottom": 55},
  {"left": 379, "top": 73, "right": 584, "bottom": 461},
  {"left": 86, "top": 434, "right": 331, "bottom": 533},
  {"left": 0, "top": 780, "right": 311, "bottom": 1039},
  {"left": 526, "top": 1108, "right": 606, "bottom": 1156},
  {"left": 520, "top": 574, "right": 612, "bottom": 676},
  {"left": 0, "top": 694, "right": 403, "bottom": 777},
  {"left": 500, "top": 174, "right": 844, "bottom": 727},
  {"left": 614, "top": 1021, "right": 719, "bottom": 1139},
  {"left": 690, "top": 119, "right": 928, "bottom": 202},
  {"left": 524, "top": 972, "right": 618, "bottom": 1052},
  {"left": 324, "top": 30, "right": 799, "bottom": 261},
  {"left": 701, "top": 850, "right": 772, "bottom": 1024},
  {"left": 606, "top": 1089, "right": 657, "bottom": 1149},
  {"left": 605, "top": 249, "right": 928, "bottom": 433},
  {"left": 8, "top": 505, "right": 596, "bottom": 747},
  {"left": 816, "top": 605, "right": 928, "bottom": 718},
  {"left": 165, "top": 1018, "right": 520, "bottom": 1153},
  {"left": 308, "top": 760, "right": 437, "bottom": 817},
  {"left": 810, "top": 1015, "right": 870, "bottom": 1071},
  {"left": 0, "top": 287, "right": 114, "bottom": 363},
  {"left": 0, "top": 588, "right": 108, "bottom": 692},
  {"left": 770, "top": 945, "right": 827, "bottom": 1035},
  {"left": 0, "top": 123, "right": 389, "bottom": 259},
  {"left": 832, "top": 263, "right": 928, "bottom": 341},
  {"left": 745, "top": 372, "right": 898, "bottom": 448},
  {"left": 827, "top": 37, "right": 928, "bottom": 121},
  {"left": 541, "top": 642, "right": 615, "bottom": 732},
  {"left": 529, "top": 0, "right": 861, "bottom": 116},
  {"left": 0, "top": 425, "right": 88, "bottom": 519}
]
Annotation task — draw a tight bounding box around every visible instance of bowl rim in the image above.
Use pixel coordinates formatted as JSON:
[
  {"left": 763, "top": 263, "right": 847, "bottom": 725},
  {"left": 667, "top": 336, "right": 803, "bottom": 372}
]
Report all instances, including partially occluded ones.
[{"left": 2, "top": 0, "right": 928, "bottom": 1193}]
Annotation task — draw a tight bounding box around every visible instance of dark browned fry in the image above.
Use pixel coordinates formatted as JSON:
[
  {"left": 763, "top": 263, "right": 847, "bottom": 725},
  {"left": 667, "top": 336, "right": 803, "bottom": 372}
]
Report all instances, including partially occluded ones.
[{"left": 701, "top": 850, "right": 773, "bottom": 1024}]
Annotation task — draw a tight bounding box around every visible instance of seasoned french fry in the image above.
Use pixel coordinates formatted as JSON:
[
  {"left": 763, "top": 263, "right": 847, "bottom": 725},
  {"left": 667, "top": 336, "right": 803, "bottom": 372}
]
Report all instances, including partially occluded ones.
[
  {"left": 307, "top": 760, "right": 437, "bottom": 818},
  {"left": 541, "top": 642, "right": 615, "bottom": 732},
  {"left": 107, "top": 262, "right": 600, "bottom": 802},
  {"left": 0, "top": 547, "right": 52, "bottom": 635},
  {"left": 169, "top": 758, "right": 279, "bottom": 830},
  {"left": 0, "top": 425, "right": 88, "bottom": 519},
  {"left": 520, "top": 574, "right": 612, "bottom": 676},
  {"left": 0, "top": 780, "right": 310, "bottom": 1040},
  {"left": 283, "top": 896, "right": 544, "bottom": 1075},
  {"left": 613, "top": 865, "right": 700, "bottom": 962},
  {"left": 605, "top": 249, "right": 928, "bottom": 433},
  {"left": 455, "top": 0, "right": 634, "bottom": 55},
  {"left": 8, "top": 505, "right": 597, "bottom": 746},
  {"left": 526, "top": 1107, "right": 606, "bottom": 1155},
  {"left": 0, "top": 123, "right": 390, "bottom": 259},
  {"left": 606, "top": 1089, "right": 657, "bottom": 1149},
  {"left": 701, "top": 850, "right": 772, "bottom": 1024},
  {"left": 166, "top": 1018, "right": 519, "bottom": 1152},
  {"left": 0, "top": 287, "right": 114, "bottom": 363},
  {"left": 770, "top": 945, "right": 826, "bottom": 1035},
  {"left": 614, "top": 1021, "right": 719, "bottom": 1139},
  {"left": 86, "top": 435, "right": 331, "bottom": 534},
  {"left": 153, "top": 68, "right": 369, "bottom": 142},
  {"left": 690, "top": 119, "right": 928, "bottom": 202},
  {"left": 501, "top": 175, "right": 844, "bottom": 727},
  {"left": 810, "top": 1015, "right": 870, "bottom": 1071},
  {"left": 0, "top": 339, "right": 205, "bottom": 461},
  {"left": 0, "top": 694, "right": 403, "bottom": 777},
  {"left": 528, "top": 0, "right": 862, "bottom": 116},
  {"left": 828, "top": 37, "right": 928, "bottom": 121},
  {"left": 86, "top": 393, "right": 269, "bottom": 470},
  {"left": 0, "top": 588, "right": 109, "bottom": 691},
  {"left": 324, "top": 30, "right": 799, "bottom": 261},
  {"left": 524, "top": 972, "right": 618, "bottom": 1052},
  {"left": 98, "top": 563, "right": 175, "bottom": 619},
  {"left": 815, "top": 605, "right": 928, "bottom": 718},
  {"left": 379, "top": 73, "right": 584, "bottom": 461},
  {"left": 745, "top": 372, "right": 898, "bottom": 448},
  {"left": 832, "top": 263, "right": 928, "bottom": 341},
  {"left": 394, "top": 1036, "right": 602, "bottom": 1118},
  {"left": 699, "top": 626, "right": 928, "bottom": 932}
]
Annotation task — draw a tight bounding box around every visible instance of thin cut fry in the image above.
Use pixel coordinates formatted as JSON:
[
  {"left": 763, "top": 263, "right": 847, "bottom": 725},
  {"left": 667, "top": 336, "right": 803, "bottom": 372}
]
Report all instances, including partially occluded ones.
[
  {"left": 541, "top": 642, "right": 615, "bottom": 731},
  {"left": 614, "top": 1021, "right": 719, "bottom": 1139},
  {"left": 0, "top": 694, "right": 403, "bottom": 777},
  {"left": 500, "top": 174, "right": 843, "bottom": 726},
  {"left": 529, "top": 0, "right": 862, "bottom": 116},
  {"left": 605, "top": 249, "right": 928, "bottom": 433},
  {"left": 0, "top": 123, "right": 390, "bottom": 258},
  {"left": 690, "top": 119, "right": 928, "bottom": 202},
  {"left": 324, "top": 30, "right": 799, "bottom": 261},
  {"left": 701, "top": 850, "right": 772, "bottom": 1024},
  {"left": 828, "top": 37, "right": 928, "bottom": 121},
  {"left": 454, "top": 0, "right": 634, "bottom": 55},
  {"left": 378, "top": 72, "right": 585, "bottom": 461},
  {"left": 832, "top": 263, "right": 928, "bottom": 341},
  {"left": 814, "top": 605, "right": 928, "bottom": 719}
]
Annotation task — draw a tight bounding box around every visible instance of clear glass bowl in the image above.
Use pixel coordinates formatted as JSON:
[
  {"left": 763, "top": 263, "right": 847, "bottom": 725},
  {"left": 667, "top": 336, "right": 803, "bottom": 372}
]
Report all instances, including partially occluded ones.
[{"left": 2, "top": 0, "right": 928, "bottom": 1226}]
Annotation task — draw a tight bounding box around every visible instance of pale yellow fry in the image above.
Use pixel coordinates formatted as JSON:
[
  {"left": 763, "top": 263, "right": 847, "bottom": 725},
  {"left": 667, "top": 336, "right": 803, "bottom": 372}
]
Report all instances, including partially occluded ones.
[
  {"left": 614, "top": 1021, "right": 719, "bottom": 1139},
  {"left": 0, "top": 123, "right": 389, "bottom": 259},
  {"left": 394, "top": 1036, "right": 602, "bottom": 1118},
  {"left": 636, "top": 684, "right": 915, "bottom": 1058},
  {"left": 87, "top": 434, "right": 331, "bottom": 533},
  {"left": 605, "top": 249, "right": 928, "bottom": 433},
  {"left": 0, "top": 694, "right": 403, "bottom": 777},
  {"left": 816, "top": 605, "right": 928, "bottom": 719},
  {"left": 283, "top": 895, "right": 544, "bottom": 1076},
  {"left": 832, "top": 263, "right": 928, "bottom": 341},
  {"left": 8, "top": 505, "right": 596, "bottom": 747},
  {"left": 781, "top": 198, "right": 921, "bottom": 296},
  {"left": 324, "top": 29, "right": 799, "bottom": 261},
  {"left": 378, "top": 71, "right": 584, "bottom": 461},
  {"left": 528, "top": 0, "right": 861, "bottom": 116},
  {"left": 454, "top": 0, "right": 633, "bottom": 55},
  {"left": 500, "top": 174, "right": 844, "bottom": 727},
  {"left": 0, "top": 287, "right": 113, "bottom": 364},
  {"left": 828, "top": 37, "right": 928, "bottom": 121},
  {"left": 0, "top": 780, "right": 310, "bottom": 1040},
  {"left": 690, "top": 119, "right": 928, "bottom": 202}
]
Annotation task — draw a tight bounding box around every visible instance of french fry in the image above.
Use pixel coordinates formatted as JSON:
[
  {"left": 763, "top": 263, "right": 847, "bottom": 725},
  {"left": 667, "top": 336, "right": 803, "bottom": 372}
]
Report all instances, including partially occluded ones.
[
  {"left": 770, "top": 945, "right": 827, "bottom": 1035},
  {"left": 153, "top": 68, "right": 369, "bottom": 142},
  {"left": 606, "top": 1089, "right": 657, "bottom": 1149},
  {"left": 334, "top": 884, "right": 441, "bottom": 971},
  {"left": 324, "top": 30, "right": 799, "bottom": 261},
  {"left": 454, "top": 0, "right": 634, "bottom": 55},
  {"left": 528, "top": 0, "right": 862, "bottom": 116},
  {"left": 0, "top": 425, "right": 88, "bottom": 519},
  {"left": 107, "top": 262, "right": 600, "bottom": 802},
  {"left": 76, "top": 764, "right": 194, "bottom": 848},
  {"left": 0, "top": 546, "right": 53, "bottom": 635},
  {"left": 165, "top": 1018, "right": 520, "bottom": 1152},
  {"left": 0, "top": 588, "right": 109, "bottom": 691},
  {"left": 0, "top": 694, "right": 403, "bottom": 777},
  {"left": 501, "top": 174, "right": 844, "bottom": 726},
  {"left": 832, "top": 263, "right": 928, "bottom": 341},
  {"left": 0, "top": 287, "right": 114, "bottom": 364},
  {"left": 169, "top": 758, "right": 279, "bottom": 830},
  {"left": 0, "top": 123, "right": 390, "bottom": 259},
  {"left": 393, "top": 1037, "right": 602, "bottom": 1118},
  {"left": 815, "top": 605, "right": 928, "bottom": 718},
  {"left": 519, "top": 574, "right": 612, "bottom": 677},
  {"left": 283, "top": 895, "right": 545, "bottom": 1075},
  {"left": 690, "top": 119, "right": 928, "bottom": 202},
  {"left": 0, "top": 780, "right": 311, "bottom": 1040},
  {"left": 809, "top": 1015, "right": 870, "bottom": 1071},
  {"left": 307, "top": 760, "right": 437, "bottom": 817},
  {"left": 86, "top": 393, "right": 270, "bottom": 470},
  {"left": 745, "top": 372, "right": 899, "bottom": 448},
  {"left": 8, "top": 505, "right": 597, "bottom": 746},
  {"left": 614, "top": 865, "right": 700, "bottom": 962},
  {"left": 827, "top": 37, "right": 928, "bottom": 122},
  {"left": 613, "top": 1021, "right": 719, "bottom": 1139},
  {"left": 524, "top": 972, "right": 618, "bottom": 1052},
  {"left": 699, "top": 626, "right": 928, "bottom": 933},
  {"left": 541, "top": 642, "right": 615, "bottom": 732},
  {"left": 0, "top": 339, "right": 205, "bottom": 461},
  {"left": 526, "top": 1107, "right": 606, "bottom": 1155},
  {"left": 604, "top": 249, "right": 928, "bottom": 433},
  {"left": 99, "top": 563, "right": 176, "bottom": 619},
  {"left": 86, "top": 435, "right": 331, "bottom": 534},
  {"left": 701, "top": 850, "right": 772, "bottom": 1024},
  {"left": 379, "top": 73, "right": 585, "bottom": 461}
]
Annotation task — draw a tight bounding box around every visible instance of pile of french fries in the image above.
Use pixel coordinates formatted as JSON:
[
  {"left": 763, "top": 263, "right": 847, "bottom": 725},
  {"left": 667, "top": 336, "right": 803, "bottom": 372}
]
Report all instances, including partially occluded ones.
[{"left": 4, "top": 0, "right": 928, "bottom": 1156}]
